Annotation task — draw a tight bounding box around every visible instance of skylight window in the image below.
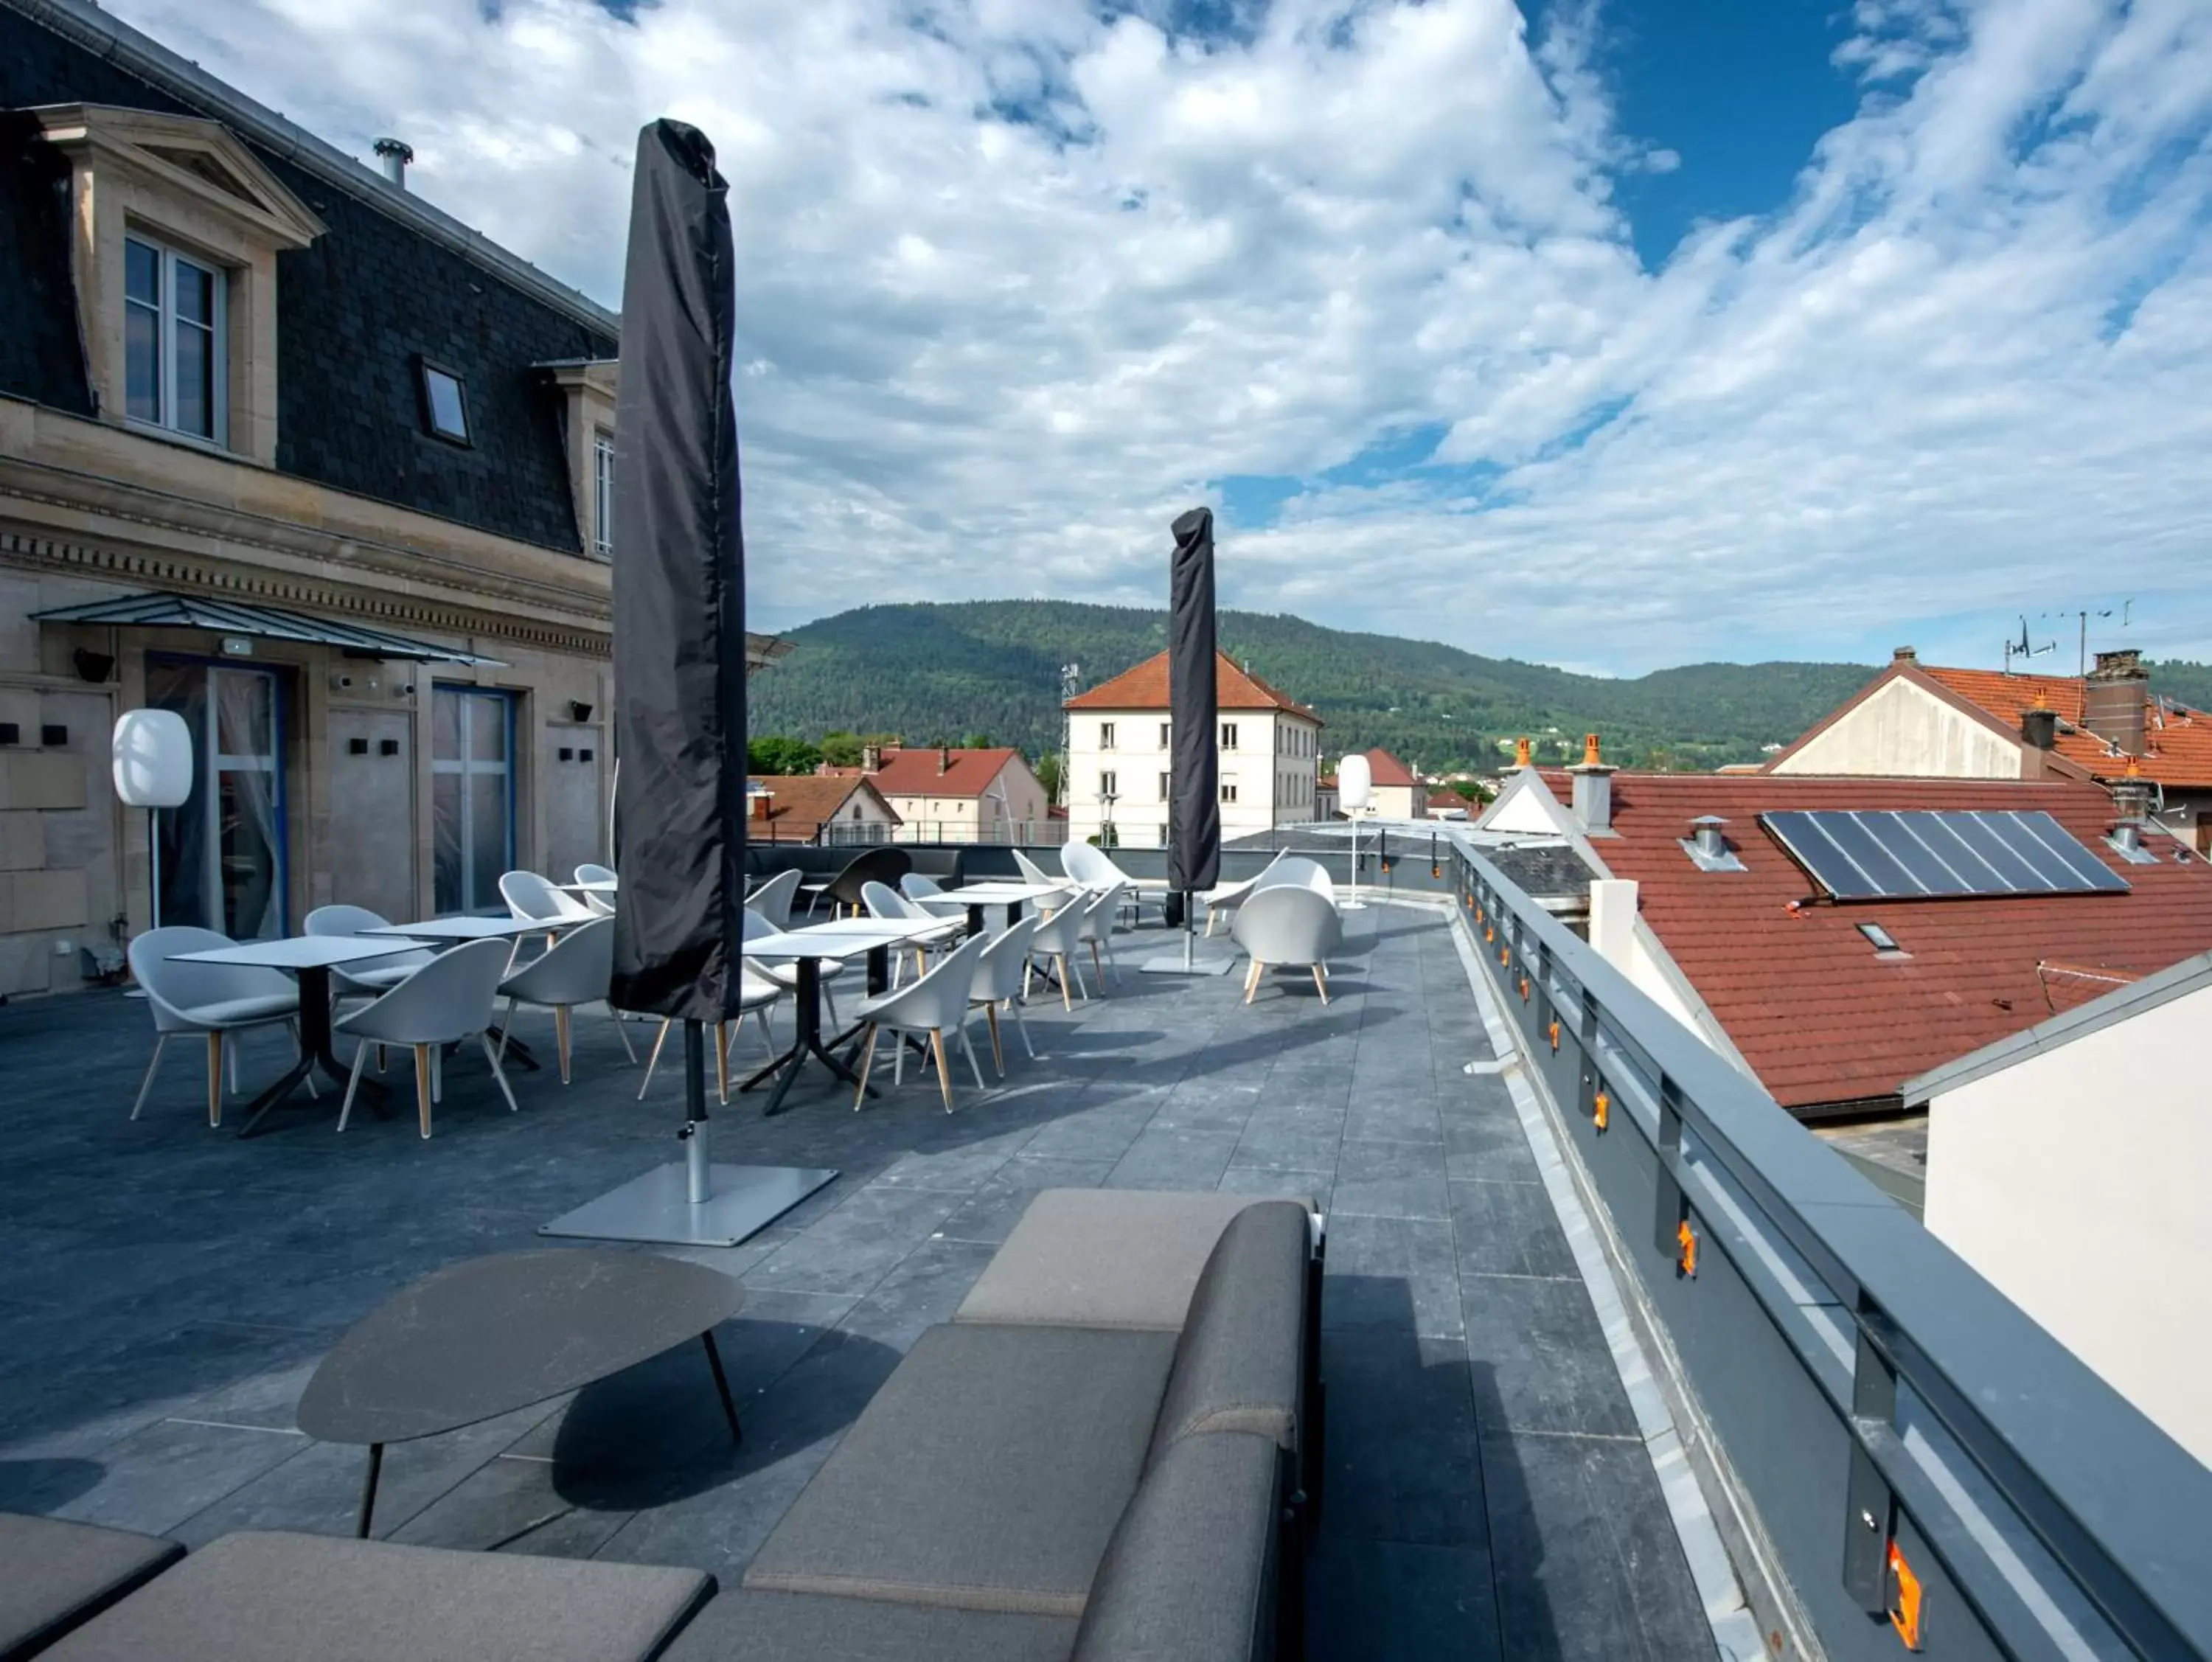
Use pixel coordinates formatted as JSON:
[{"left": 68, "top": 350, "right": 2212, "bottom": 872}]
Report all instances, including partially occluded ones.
[
  {"left": 1857, "top": 922, "right": 1900, "bottom": 953},
  {"left": 416, "top": 358, "right": 471, "bottom": 445}
]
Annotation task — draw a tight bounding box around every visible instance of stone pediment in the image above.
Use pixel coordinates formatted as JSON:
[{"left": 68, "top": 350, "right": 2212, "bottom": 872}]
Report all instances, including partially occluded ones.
[{"left": 30, "top": 103, "right": 327, "bottom": 249}]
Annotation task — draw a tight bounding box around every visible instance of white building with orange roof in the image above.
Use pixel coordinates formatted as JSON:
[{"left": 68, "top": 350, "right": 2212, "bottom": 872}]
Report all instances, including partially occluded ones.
[{"left": 1063, "top": 651, "right": 1323, "bottom": 847}]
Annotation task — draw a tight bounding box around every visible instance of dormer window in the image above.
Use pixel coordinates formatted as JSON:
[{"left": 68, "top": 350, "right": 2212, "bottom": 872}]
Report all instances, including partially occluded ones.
[
  {"left": 417, "top": 359, "right": 471, "bottom": 445},
  {"left": 592, "top": 430, "right": 615, "bottom": 557},
  {"left": 125, "top": 234, "right": 226, "bottom": 443}
]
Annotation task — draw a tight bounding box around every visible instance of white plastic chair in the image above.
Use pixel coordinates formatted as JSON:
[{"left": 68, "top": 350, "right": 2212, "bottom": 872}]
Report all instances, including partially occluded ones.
[
  {"left": 334, "top": 937, "right": 518, "bottom": 1138},
  {"left": 1009, "top": 849, "right": 1077, "bottom": 917},
  {"left": 863, "top": 880, "right": 960, "bottom": 984},
  {"left": 748, "top": 868, "right": 802, "bottom": 931},
  {"left": 1073, "top": 881, "right": 1125, "bottom": 988},
  {"left": 1060, "top": 842, "right": 1158, "bottom": 927},
  {"left": 970, "top": 916, "right": 1041, "bottom": 1072},
  {"left": 1231, "top": 886, "right": 1345, "bottom": 1005},
  {"left": 636, "top": 952, "right": 785, "bottom": 1104},
  {"left": 496, "top": 916, "right": 630, "bottom": 1083},
  {"left": 1199, "top": 852, "right": 1289, "bottom": 937},
  {"left": 499, "top": 870, "right": 594, "bottom": 959},
  {"left": 1253, "top": 855, "right": 1337, "bottom": 906},
  {"left": 1024, "top": 897, "right": 1090, "bottom": 1009},
  {"left": 852, "top": 931, "right": 993, "bottom": 1113},
  {"left": 1010, "top": 849, "right": 1058, "bottom": 889},
  {"left": 305, "top": 905, "right": 436, "bottom": 999},
  {"left": 898, "top": 872, "right": 971, "bottom": 919},
  {"left": 126, "top": 926, "right": 305, "bottom": 1126},
  {"left": 572, "top": 863, "right": 618, "bottom": 917}
]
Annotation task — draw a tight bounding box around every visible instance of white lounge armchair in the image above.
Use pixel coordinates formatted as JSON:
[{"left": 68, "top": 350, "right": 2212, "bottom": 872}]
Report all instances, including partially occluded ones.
[
  {"left": 852, "top": 931, "right": 994, "bottom": 1113},
  {"left": 1198, "top": 853, "right": 1289, "bottom": 936},
  {"left": 496, "top": 915, "right": 630, "bottom": 1083},
  {"left": 572, "top": 863, "right": 618, "bottom": 917},
  {"left": 335, "top": 937, "right": 518, "bottom": 1138},
  {"left": 126, "top": 926, "right": 306, "bottom": 1126},
  {"left": 970, "top": 915, "right": 1042, "bottom": 1072},
  {"left": 305, "top": 905, "right": 435, "bottom": 999},
  {"left": 1231, "top": 885, "right": 1345, "bottom": 1006}
]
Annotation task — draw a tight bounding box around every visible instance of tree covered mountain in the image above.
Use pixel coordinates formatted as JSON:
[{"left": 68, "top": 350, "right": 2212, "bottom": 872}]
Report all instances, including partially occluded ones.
[{"left": 748, "top": 600, "right": 1881, "bottom": 774}]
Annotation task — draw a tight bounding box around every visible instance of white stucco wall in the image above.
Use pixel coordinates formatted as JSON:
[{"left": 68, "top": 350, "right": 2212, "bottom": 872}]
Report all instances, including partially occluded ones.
[
  {"left": 1481, "top": 773, "right": 1566, "bottom": 835},
  {"left": 1922, "top": 981, "right": 2212, "bottom": 1468},
  {"left": 1587, "top": 878, "right": 1725, "bottom": 1046},
  {"left": 1068, "top": 708, "right": 1318, "bottom": 846},
  {"left": 1773, "top": 678, "right": 2025, "bottom": 779}
]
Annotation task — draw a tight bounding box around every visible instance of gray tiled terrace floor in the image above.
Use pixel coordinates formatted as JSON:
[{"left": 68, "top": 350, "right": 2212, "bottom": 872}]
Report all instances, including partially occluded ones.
[{"left": 0, "top": 902, "right": 1712, "bottom": 1659}]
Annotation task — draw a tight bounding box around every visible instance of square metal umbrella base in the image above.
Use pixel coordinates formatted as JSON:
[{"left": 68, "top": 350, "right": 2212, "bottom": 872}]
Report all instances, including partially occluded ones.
[{"left": 539, "top": 1161, "right": 837, "bottom": 1249}]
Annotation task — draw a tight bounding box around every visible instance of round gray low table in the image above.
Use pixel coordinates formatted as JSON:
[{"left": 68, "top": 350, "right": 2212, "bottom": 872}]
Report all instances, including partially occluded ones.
[{"left": 297, "top": 1249, "right": 745, "bottom": 1537}]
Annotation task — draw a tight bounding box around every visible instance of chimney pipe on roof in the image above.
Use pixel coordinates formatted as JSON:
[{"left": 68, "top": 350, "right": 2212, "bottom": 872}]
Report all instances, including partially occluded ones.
[
  {"left": 1892, "top": 646, "right": 1918, "bottom": 664},
  {"left": 938, "top": 744, "right": 950, "bottom": 775},
  {"left": 1514, "top": 737, "right": 1532, "bottom": 769},
  {"left": 2110, "top": 755, "right": 2152, "bottom": 828},
  {"left": 2084, "top": 649, "right": 2149, "bottom": 757},
  {"left": 861, "top": 743, "right": 881, "bottom": 773},
  {"left": 1690, "top": 816, "right": 1728, "bottom": 860},
  {"left": 373, "top": 137, "right": 414, "bottom": 190},
  {"left": 2021, "top": 701, "right": 2058, "bottom": 751},
  {"left": 1568, "top": 733, "right": 1615, "bottom": 834}
]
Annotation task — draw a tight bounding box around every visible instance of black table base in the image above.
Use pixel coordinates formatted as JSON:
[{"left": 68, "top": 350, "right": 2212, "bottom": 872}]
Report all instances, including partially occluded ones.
[
  {"left": 739, "top": 948, "right": 894, "bottom": 1116},
  {"left": 236, "top": 965, "right": 390, "bottom": 1139}
]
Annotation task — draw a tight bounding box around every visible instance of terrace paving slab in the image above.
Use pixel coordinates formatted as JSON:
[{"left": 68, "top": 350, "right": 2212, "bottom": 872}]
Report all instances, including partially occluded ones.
[{"left": 0, "top": 900, "right": 1714, "bottom": 1660}]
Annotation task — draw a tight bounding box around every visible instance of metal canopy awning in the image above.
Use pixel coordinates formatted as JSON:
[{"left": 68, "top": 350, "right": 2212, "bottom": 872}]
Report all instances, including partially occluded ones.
[{"left": 32, "top": 591, "right": 507, "bottom": 666}]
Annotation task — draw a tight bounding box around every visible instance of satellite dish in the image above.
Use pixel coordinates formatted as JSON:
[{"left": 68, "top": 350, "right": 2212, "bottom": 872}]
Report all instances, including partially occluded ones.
[
  {"left": 112, "top": 709, "right": 192, "bottom": 808},
  {"left": 1338, "top": 753, "right": 1373, "bottom": 813}
]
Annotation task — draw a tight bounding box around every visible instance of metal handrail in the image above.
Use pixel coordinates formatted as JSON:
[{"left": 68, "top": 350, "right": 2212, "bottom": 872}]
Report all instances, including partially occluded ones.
[{"left": 1439, "top": 825, "right": 2212, "bottom": 1660}]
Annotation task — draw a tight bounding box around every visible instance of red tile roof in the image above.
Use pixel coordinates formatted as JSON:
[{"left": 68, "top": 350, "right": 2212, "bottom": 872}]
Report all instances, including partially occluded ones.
[
  {"left": 866, "top": 746, "right": 1026, "bottom": 800},
  {"left": 1922, "top": 667, "right": 2212, "bottom": 789},
  {"left": 746, "top": 775, "right": 896, "bottom": 841},
  {"left": 1363, "top": 748, "right": 1418, "bottom": 787},
  {"left": 1554, "top": 771, "right": 2212, "bottom": 1113},
  {"left": 1065, "top": 650, "right": 1320, "bottom": 720}
]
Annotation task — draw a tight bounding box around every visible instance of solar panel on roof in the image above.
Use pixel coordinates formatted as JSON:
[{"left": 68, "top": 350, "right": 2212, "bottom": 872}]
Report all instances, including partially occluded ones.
[{"left": 1760, "top": 810, "right": 2129, "bottom": 900}]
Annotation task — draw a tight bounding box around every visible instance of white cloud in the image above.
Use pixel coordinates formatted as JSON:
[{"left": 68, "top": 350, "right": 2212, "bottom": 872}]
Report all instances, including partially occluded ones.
[{"left": 115, "top": 0, "right": 2212, "bottom": 670}]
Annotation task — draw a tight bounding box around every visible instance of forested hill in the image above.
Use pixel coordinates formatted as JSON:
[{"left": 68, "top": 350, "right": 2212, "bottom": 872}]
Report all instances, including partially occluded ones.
[{"left": 747, "top": 600, "right": 1881, "bottom": 773}]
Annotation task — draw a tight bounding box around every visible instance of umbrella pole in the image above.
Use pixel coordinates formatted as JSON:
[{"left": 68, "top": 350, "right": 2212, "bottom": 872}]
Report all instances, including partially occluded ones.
[
  {"left": 1183, "top": 894, "right": 1194, "bottom": 970},
  {"left": 682, "top": 1019, "right": 711, "bottom": 1203}
]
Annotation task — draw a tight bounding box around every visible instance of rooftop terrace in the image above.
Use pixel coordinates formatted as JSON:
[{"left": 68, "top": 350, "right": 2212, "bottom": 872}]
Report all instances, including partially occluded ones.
[{"left": 0, "top": 900, "right": 1716, "bottom": 1660}]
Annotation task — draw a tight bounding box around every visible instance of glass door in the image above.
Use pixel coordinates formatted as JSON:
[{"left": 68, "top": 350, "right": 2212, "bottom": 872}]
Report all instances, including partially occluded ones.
[
  {"left": 147, "top": 660, "right": 288, "bottom": 939},
  {"left": 432, "top": 686, "right": 514, "bottom": 914}
]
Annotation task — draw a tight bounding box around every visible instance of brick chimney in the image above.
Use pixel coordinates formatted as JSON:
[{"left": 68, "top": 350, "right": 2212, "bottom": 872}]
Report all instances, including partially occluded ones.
[
  {"left": 1514, "top": 737, "right": 1532, "bottom": 769},
  {"left": 1569, "top": 733, "right": 1615, "bottom": 834},
  {"left": 937, "top": 744, "right": 951, "bottom": 775},
  {"left": 860, "top": 743, "right": 882, "bottom": 773},
  {"left": 2084, "top": 650, "right": 2148, "bottom": 757},
  {"left": 1892, "top": 646, "right": 1918, "bottom": 665},
  {"left": 749, "top": 788, "right": 772, "bottom": 823}
]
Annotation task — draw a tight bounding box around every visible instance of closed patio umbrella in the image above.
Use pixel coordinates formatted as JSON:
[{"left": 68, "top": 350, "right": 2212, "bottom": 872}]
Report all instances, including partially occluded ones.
[
  {"left": 543, "top": 119, "right": 832, "bottom": 1246},
  {"left": 1146, "top": 507, "right": 1234, "bottom": 974}
]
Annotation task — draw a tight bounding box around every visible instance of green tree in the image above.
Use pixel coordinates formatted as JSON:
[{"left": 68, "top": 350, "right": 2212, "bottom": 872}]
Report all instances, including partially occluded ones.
[
  {"left": 961, "top": 732, "right": 994, "bottom": 750},
  {"left": 819, "top": 730, "right": 863, "bottom": 768},
  {"left": 748, "top": 735, "right": 822, "bottom": 776},
  {"left": 1036, "top": 753, "right": 1065, "bottom": 805}
]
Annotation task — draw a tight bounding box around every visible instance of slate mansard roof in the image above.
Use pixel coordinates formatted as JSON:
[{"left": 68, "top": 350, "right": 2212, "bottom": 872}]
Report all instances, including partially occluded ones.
[{"left": 0, "top": 0, "right": 618, "bottom": 554}]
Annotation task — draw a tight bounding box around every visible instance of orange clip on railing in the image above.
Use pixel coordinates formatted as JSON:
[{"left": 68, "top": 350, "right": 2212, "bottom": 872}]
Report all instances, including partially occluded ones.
[
  {"left": 1548, "top": 1021, "right": 1560, "bottom": 1053},
  {"left": 1675, "top": 1220, "right": 1698, "bottom": 1277},
  {"left": 1518, "top": 976, "right": 1530, "bottom": 1002},
  {"left": 1593, "top": 1090, "right": 1609, "bottom": 1130},
  {"left": 1888, "top": 1543, "right": 1923, "bottom": 1649}
]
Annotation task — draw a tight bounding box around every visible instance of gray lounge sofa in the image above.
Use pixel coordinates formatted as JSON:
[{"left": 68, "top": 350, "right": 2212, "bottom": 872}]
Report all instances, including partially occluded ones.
[
  {"left": 670, "top": 1189, "right": 1323, "bottom": 1661},
  {"left": 6, "top": 1189, "right": 1318, "bottom": 1662}
]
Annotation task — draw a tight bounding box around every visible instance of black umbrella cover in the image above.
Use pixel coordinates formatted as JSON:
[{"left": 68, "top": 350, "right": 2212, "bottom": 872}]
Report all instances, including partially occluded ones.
[
  {"left": 1165, "top": 506, "right": 1222, "bottom": 895},
  {"left": 608, "top": 119, "right": 749, "bottom": 1020}
]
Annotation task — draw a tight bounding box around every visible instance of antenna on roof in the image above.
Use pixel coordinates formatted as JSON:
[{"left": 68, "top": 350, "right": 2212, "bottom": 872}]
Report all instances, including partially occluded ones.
[{"left": 2003, "top": 616, "right": 2056, "bottom": 673}]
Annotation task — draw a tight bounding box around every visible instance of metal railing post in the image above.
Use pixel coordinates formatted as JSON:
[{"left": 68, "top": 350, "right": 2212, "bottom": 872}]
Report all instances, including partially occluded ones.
[
  {"left": 1843, "top": 1305, "right": 1900, "bottom": 1615},
  {"left": 1652, "top": 1071, "right": 1686, "bottom": 1259}
]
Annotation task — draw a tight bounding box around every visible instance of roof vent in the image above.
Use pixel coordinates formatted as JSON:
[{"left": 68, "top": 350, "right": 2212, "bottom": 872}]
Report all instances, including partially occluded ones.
[
  {"left": 2021, "top": 705, "right": 2058, "bottom": 750},
  {"left": 373, "top": 137, "right": 414, "bottom": 190},
  {"left": 1568, "top": 734, "right": 1615, "bottom": 834},
  {"left": 1892, "top": 646, "right": 1918, "bottom": 664},
  {"left": 2106, "top": 818, "right": 2157, "bottom": 866},
  {"left": 1680, "top": 815, "right": 1746, "bottom": 873}
]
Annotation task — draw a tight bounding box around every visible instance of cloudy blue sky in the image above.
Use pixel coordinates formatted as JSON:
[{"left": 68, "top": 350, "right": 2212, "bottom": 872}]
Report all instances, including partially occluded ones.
[{"left": 122, "top": 0, "right": 2212, "bottom": 673}]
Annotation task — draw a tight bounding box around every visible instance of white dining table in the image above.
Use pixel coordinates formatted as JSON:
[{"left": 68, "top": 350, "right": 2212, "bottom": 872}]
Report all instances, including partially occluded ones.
[
  {"left": 169, "top": 936, "right": 421, "bottom": 1137},
  {"left": 737, "top": 917, "right": 947, "bottom": 1115}
]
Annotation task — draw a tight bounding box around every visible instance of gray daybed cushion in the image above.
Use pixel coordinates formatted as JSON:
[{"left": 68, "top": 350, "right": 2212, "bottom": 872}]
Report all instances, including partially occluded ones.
[
  {"left": 39, "top": 1531, "right": 713, "bottom": 1662},
  {"left": 1068, "top": 1432, "right": 1282, "bottom": 1662},
  {"left": 661, "top": 1588, "right": 1076, "bottom": 1662},
  {"left": 1147, "top": 1201, "right": 1310, "bottom": 1467},
  {"left": 743, "top": 1323, "right": 1175, "bottom": 1617},
  {"left": 953, "top": 1190, "right": 1312, "bottom": 1333},
  {"left": 0, "top": 1512, "right": 183, "bottom": 1662}
]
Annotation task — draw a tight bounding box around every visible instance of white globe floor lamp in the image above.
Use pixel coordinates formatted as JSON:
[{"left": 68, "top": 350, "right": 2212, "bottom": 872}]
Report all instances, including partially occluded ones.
[
  {"left": 114, "top": 709, "right": 193, "bottom": 928},
  {"left": 1337, "top": 752, "right": 1371, "bottom": 911}
]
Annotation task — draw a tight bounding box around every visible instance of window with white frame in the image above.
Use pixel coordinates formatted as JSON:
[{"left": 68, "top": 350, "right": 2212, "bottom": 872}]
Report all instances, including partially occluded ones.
[
  {"left": 1158, "top": 771, "right": 1170, "bottom": 800},
  {"left": 592, "top": 429, "right": 616, "bottom": 557},
  {"left": 1158, "top": 721, "right": 1171, "bottom": 748},
  {"left": 1100, "top": 721, "right": 1116, "bottom": 749},
  {"left": 1099, "top": 770, "right": 1118, "bottom": 798},
  {"left": 1220, "top": 722, "right": 1238, "bottom": 750},
  {"left": 125, "top": 234, "right": 225, "bottom": 443},
  {"left": 1220, "top": 782, "right": 1238, "bottom": 804}
]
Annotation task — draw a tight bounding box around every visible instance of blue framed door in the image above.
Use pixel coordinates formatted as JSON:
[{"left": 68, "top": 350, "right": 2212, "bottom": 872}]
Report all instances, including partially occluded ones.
[
  {"left": 147, "top": 658, "right": 289, "bottom": 939},
  {"left": 431, "top": 686, "right": 515, "bottom": 914}
]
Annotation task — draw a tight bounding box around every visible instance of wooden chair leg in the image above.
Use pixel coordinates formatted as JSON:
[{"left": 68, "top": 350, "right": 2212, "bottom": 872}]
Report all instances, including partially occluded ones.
[
  {"left": 1057, "top": 954, "right": 1074, "bottom": 1011},
  {"left": 205, "top": 1032, "right": 223, "bottom": 1127},
  {"left": 1245, "top": 961, "right": 1265, "bottom": 1004},
  {"left": 714, "top": 1020, "right": 729, "bottom": 1104},
  {"left": 930, "top": 1030, "right": 956, "bottom": 1113},
  {"left": 554, "top": 1004, "right": 574, "bottom": 1084},
  {"left": 854, "top": 1024, "right": 879, "bottom": 1110},
  {"left": 1312, "top": 966, "right": 1330, "bottom": 1004},
  {"left": 639, "top": 1018, "right": 672, "bottom": 1100},
  {"left": 986, "top": 1005, "right": 1004, "bottom": 1074},
  {"left": 337, "top": 1042, "right": 369, "bottom": 1132},
  {"left": 412, "top": 1043, "right": 434, "bottom": 1139}
]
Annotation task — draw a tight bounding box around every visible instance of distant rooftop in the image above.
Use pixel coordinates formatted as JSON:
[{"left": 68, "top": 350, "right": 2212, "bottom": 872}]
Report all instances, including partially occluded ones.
[{"left": 1065, "top": 650, "right": 1320, "bottom": 720}]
